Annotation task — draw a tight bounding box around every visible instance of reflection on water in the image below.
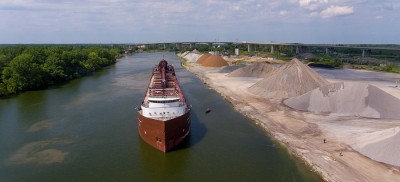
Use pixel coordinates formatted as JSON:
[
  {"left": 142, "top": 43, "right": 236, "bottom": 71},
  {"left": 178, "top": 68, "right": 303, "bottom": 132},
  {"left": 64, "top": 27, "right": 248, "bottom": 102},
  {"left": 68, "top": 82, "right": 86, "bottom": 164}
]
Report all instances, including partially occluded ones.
[{"left": 0, "top": 52, "right": 322, "bottom": 181}]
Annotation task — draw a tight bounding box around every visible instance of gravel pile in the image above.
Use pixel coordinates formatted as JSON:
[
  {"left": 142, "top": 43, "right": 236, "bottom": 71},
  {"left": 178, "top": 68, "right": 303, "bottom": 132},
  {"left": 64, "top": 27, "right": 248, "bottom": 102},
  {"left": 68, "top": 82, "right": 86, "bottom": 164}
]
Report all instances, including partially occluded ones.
[
  {"left": 196, "top": 54, "right": 212, "bottom": 64},
  {"left": 228, "top": 62, "right": 277, "bottom": 78},
  {"left": 218, "top": 64, "right": 247, "bottom": 73},
  {"left": 284, "top": 82, "right": 400, "bottom": 119},
  {"left": 183, "top": 52, "right": 202, "bottom": 62},
  {"left": 200, "top": 55, "right": 229, "bottom": 67},
  {"left": 352, "top": 127, "right": 400, "bottom": 167},
  {"left": 248, "top": 59, "right": 329, "bottom": 100}
]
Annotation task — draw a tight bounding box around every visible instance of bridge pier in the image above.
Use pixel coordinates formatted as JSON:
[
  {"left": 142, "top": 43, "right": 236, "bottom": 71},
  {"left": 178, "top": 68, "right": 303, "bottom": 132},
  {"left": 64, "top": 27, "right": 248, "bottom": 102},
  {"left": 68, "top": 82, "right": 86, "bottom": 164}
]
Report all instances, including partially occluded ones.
[
  {"left": 235, "top": 47, "right": 239, "bottom": 56},
  {"left": 248, "top": 44, "right": 256, "bottom": 52},
  {"left": 295, "top": 46, "right": 302, "bottom": 55},
  {"left": 176, "top": 43, "right": 182, "bottom": 50},
  {"left": 362, "top": 49, "right": 371, "bottom": 57},
  {"left": 325, "top": 47, "right": 334, "bottom": 55},
  {"left": 208, "top": 43, "right": 213, "bottom": 49},
  {"left": 271, "top": 45, "right": 277, "bottom": 53}
]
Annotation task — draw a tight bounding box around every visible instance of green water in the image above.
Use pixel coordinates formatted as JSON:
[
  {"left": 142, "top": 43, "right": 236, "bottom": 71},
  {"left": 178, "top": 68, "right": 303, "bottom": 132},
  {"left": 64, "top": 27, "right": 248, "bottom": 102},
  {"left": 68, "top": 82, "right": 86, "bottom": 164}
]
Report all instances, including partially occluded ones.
[{"left": 0, "top": 52, "right": 322, "bottom": 181}]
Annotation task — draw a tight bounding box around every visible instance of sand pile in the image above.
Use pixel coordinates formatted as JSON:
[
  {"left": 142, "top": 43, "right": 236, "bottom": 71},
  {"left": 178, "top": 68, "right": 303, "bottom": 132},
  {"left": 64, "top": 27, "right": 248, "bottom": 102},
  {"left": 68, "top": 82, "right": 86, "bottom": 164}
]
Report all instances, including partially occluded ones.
[
  {"left": 196, "top": 54, "right": 212, "bottom": 64},
  {"left": 200, "top": 55, "right": 229, "bottom": 67},
  {"left": 352, "top": 127, "right": 400, "bottom": 166},
  {"left": 228, "top": 62, "right": 277, "bottom": 78},
  {"left": 248, "top": 59, "right": 329, "bottom": 99},
  {"left": 284, "top": 82, "right": 400, "bottom": 119}
]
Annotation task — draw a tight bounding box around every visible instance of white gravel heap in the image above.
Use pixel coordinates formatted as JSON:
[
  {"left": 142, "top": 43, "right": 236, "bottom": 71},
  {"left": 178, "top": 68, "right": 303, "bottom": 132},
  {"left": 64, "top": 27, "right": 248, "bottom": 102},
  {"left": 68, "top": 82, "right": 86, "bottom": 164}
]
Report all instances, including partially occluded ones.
[
  {"left": 183, "top": 52, "right": 202, "bottom": 62},
  {"left": 248, "top": 59, "right": 329, "bottom": 100},
  {"left": 352, "top": 127, "right": 400, "bottom": 167},
  {"left": 284, "top": 82, "right": 400, "bottom": 119},
  {"left": 227, "top": 62, "right": 277, "bottom": 78},
  {"left": 181, "top": 51, "right": 190, "bottom": 57}
]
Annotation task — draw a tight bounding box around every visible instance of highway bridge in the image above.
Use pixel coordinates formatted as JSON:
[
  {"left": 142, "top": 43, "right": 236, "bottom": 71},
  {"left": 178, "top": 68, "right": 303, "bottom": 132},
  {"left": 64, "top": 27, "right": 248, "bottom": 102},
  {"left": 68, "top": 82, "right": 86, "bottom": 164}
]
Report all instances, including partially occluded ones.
[{"left": 127, "top": 41, "right": 400, "bottom": 57}]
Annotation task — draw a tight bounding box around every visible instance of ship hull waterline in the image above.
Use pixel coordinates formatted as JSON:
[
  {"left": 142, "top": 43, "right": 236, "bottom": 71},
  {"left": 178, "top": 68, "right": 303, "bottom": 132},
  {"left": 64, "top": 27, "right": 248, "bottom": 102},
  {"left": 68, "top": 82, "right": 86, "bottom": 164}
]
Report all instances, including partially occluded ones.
[{"left": 138, "top": 110, "right": 190, "bottom": 152}]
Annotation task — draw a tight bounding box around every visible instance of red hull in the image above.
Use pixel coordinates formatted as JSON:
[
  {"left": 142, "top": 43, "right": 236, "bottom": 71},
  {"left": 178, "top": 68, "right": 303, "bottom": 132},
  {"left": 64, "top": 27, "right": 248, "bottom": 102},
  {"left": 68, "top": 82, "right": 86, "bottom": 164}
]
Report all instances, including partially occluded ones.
[{"left": 137, "top": 110, "right": 190, "bottom": 152}]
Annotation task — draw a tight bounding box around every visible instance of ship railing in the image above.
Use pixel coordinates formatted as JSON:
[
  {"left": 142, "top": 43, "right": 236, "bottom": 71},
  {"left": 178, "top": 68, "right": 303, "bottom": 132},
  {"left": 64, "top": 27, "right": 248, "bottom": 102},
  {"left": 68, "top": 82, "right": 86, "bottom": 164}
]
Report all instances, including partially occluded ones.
[
  {"left": 150, "top": 88, "right": 176, "bottom": 91},
  {"left": 147, "top": 94, "right": 179, "bottom": 98},
  {"left": 141, "top": 102, "right": 186, "bottom": 108},
  {"left": 149, "top": 114, "right": 186, "bottom": 121}
]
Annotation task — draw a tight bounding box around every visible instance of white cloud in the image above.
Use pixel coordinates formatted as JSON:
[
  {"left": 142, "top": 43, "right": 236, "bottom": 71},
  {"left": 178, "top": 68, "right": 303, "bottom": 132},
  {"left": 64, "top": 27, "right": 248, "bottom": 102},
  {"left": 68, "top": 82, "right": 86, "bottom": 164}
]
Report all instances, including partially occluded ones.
[
  {"left": 320, "top": 5, "right": 354, "bottom": 18},
  {"left": 297, "top": 0, "right": 328, "bottom": 10},
  {"left": 230, "top": 5, "right": 242, "bottom": 11},
  {"left": 279, "top": 10, "right": 288, "bottom": 15},
  {"left": 375, "top": 15, "right": 383, "bottom": 19}
]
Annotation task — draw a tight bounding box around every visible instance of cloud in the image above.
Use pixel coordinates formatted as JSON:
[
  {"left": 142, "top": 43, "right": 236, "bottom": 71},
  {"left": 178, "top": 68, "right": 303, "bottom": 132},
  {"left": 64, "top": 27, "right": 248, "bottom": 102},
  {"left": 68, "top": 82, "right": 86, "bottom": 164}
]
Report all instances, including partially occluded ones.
[
  {"left": 298, "top": 0, "right": 328, "bottom": 10},
  {"left": 0, "top": 0, "right": 399, "bottom": 43},
  {"left": 230, "top": 5, "right": 243, "bottom": 11},
  {"left": 320, "top": 5, "right": 354, "bottom": 18}
]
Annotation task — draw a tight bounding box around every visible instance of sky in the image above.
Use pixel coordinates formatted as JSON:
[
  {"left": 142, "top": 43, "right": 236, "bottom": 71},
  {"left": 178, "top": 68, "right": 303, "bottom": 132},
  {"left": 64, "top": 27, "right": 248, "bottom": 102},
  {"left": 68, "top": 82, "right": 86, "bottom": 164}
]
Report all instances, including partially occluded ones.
[{"left": 0, "top": 0, "right": 399, "bottom": 44}]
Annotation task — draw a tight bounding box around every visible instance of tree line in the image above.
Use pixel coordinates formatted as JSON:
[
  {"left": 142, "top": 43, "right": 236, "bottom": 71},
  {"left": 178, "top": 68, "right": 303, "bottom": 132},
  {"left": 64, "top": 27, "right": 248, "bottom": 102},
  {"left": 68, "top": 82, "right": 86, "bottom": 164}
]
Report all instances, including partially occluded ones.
[{"left": 0, "top": 45, "right": 122, "bottom": 97}]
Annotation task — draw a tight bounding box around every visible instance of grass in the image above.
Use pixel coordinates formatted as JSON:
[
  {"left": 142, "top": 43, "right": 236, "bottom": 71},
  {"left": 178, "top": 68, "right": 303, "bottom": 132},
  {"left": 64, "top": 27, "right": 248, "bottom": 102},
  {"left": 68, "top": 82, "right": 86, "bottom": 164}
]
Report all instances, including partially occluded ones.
[{"left": 349, "top": 64, "right": 400, "bottom": 74}]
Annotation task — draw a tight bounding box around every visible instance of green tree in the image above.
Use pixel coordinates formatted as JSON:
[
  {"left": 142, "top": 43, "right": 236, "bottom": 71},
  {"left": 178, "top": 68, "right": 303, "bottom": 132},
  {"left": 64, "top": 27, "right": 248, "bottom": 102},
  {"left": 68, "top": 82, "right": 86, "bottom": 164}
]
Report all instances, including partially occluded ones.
[
  {"left": 0, "top": 45, "right": 121, "bottom": 97},
  {"left": 61, "top": 50, "right": 86, "bottom": 79},
  {"left": 82, "top": 52, "right": 101, "bottom": 72},
  {"left": 0, "top": 54, "right": 10, "bottom": 74},
  {"left": 2, "top": 53, "right": 45, "bottom": 93},
  {"left": 42, "top": 53, "right": 67, "bottom": 84}
]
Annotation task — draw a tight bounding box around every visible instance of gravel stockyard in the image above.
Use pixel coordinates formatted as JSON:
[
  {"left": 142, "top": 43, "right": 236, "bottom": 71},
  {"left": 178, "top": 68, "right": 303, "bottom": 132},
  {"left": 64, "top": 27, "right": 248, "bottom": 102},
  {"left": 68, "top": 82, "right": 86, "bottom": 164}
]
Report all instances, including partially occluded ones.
[{"left": 180, "top": 52, "right": 400, "bottom": 181}]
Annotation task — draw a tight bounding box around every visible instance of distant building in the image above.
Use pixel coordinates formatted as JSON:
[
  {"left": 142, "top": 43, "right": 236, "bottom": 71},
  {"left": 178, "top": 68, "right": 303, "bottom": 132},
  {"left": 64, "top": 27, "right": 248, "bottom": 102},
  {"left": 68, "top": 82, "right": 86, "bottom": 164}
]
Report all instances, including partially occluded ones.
[{"left": 137, "top": 45, "right": 146, "bottom": 49}]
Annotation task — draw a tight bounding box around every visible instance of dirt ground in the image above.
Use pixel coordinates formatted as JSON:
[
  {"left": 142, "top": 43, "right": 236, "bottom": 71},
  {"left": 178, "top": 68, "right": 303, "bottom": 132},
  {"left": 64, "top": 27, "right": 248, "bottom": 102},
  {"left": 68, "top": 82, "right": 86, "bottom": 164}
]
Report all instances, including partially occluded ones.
[{"left": 185, "top": 63, "right": 400, "bottom": 182}]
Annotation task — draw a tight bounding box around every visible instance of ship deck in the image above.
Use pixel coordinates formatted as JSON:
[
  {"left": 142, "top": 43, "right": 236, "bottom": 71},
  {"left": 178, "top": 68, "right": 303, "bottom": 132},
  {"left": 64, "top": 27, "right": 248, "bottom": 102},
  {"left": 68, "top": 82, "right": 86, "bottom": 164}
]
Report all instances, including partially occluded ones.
[{"left": 143, "top": 62, "right": 186, "bottom": 103}]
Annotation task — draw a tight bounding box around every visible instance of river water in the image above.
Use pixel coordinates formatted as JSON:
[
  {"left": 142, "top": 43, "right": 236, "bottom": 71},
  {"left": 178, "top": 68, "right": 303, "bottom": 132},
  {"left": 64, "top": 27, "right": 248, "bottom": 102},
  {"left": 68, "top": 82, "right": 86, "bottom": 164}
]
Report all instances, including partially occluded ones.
[{"left": 0, "top": 52, "right": 322, "bottom": 181}]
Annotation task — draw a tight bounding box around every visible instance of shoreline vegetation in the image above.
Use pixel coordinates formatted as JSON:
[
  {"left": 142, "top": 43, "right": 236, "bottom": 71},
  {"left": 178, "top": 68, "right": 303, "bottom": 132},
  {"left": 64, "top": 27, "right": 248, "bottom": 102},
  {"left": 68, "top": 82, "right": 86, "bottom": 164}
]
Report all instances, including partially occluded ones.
[
  {"left": 0, "top": 45, "right": 122, "bottom": 97},
  {"left": 175, "top": 43, "right": 400, "bottom": 73}
]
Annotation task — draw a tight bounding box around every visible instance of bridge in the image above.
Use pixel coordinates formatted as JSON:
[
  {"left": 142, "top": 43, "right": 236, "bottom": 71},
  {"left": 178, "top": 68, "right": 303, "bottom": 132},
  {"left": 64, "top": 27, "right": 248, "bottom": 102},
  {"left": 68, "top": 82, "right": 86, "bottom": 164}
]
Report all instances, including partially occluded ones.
[{"left": 126, "top": 41, "right": 400, "bottom": 57}]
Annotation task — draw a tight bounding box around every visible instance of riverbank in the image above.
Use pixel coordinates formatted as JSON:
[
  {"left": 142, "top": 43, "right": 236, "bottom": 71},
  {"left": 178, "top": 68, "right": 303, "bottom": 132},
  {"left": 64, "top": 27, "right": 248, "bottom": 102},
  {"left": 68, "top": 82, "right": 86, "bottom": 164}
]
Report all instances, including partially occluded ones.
[
  {"left": 0, "top": 45, "right": 121, "bottom": 98},
  {"left": 182, "top": 60, "right": 400, "bottom": 181}
]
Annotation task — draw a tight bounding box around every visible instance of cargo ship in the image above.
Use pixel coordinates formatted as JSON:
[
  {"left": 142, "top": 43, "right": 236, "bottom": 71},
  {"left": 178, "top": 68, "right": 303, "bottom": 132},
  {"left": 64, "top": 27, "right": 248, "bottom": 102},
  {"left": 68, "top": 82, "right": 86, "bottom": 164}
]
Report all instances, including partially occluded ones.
[{"left": 137, "top": 59, "right": 191, "bottom": 152}]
